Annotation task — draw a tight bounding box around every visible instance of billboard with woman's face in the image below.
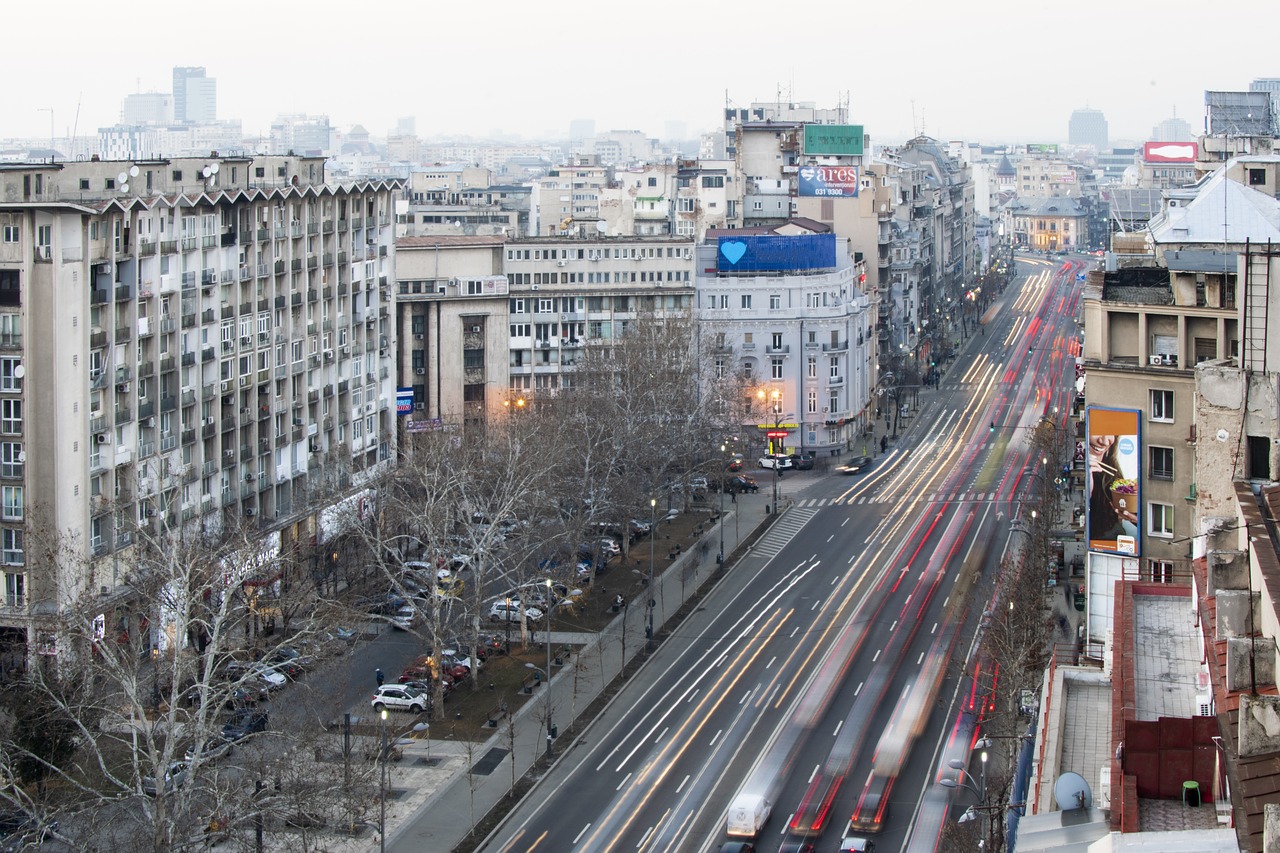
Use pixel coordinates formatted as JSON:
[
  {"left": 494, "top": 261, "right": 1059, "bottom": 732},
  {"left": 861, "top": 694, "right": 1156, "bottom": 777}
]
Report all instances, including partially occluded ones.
[{"left": 1085, "top": 408, "right": 1141, "bottom": 555}]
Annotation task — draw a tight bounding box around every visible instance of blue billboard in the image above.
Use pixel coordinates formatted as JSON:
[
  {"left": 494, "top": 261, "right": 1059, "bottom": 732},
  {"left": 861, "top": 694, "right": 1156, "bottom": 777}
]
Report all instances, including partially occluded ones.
[
  {"left": 797, "top": 165, "right": 860, "bottom": 198},
  {"left": 396, "top": 387, "right": 414, "bottom": 416},
  {"left": 716, "top": 233, "right": 837, "bottom": 273}
]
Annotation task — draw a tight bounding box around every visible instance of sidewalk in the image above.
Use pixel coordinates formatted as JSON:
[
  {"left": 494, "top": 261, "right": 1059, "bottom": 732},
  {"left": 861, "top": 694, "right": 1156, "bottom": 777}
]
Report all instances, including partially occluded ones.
[{"left": 201, "top": 478, "right": 787, "bottom": 852}]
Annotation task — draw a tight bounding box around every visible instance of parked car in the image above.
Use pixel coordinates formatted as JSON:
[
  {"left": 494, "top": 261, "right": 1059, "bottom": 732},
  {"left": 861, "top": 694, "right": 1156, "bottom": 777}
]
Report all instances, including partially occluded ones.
[
  {"left": 371, "top": 684, "right": 430, "bottom": 713},
  {"left": 629, "top": 518, "right": 652, "bottom": 538},
  {"left": 224, "top": 684, "right": 268, "bottom": 710},
  {"left": 185, "top": 734, "right": 235, "bottom": 763},
  {"left": 488, "top": 600, "right": 544, "bottom": 623},
  {"left": 836, "top": 456, "right": 872, "bottom": 475},
  {"left": 266, "top": 645, "right": 314, "bottom": 671},
  {"left": 724, "top": 475, "right": 760, "bottom": 494},
  {"left": 0, "top": 809, "right": 57, "bottom": 852},
  {"left": 389, "top": 604, "right": 419, "bottom": 630},
  {"left": 223, "top": 661, "right": 287, "bottom": 691},
  {"left": 726, "top": 453, "right": 744, "bottom": 472},
  {"left": 758, "top": 454, "right": 793, "bottom": 470},
  {"left": 787, "top": 452, "right": 815, "bottom": 471},
  {"left": 142, "top": 761, "right": 189, "bottom": 796},
  {"left": 220, "top": 708, "right": 269, "bottom": 744}
]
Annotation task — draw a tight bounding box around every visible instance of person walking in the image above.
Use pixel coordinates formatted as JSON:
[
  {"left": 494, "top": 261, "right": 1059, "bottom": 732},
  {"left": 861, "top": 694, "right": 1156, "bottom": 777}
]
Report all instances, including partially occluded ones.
[{"left": 375, "top": 668, "right": 384, "bottom": 688}]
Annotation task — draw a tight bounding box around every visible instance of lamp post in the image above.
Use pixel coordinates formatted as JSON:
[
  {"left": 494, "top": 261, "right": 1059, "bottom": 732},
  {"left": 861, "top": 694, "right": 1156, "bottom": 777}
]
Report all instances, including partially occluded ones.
[
  {"left": 647, "top": 497, "right": 656, "bottom": 650},
  {"left": 545, "top": 577, "right": 554, "bottom": 756},
  {"left": 757, "top": 388, "right": 784, "bottom": 515},
  {"left": 379, "top": 707, "right": 388, "bottom": 853},
  {"left": 940, "top": 738, "right": 991, "bottom": 846},
  {"left": 718, "top": 443, "right": 726, "bottom": 564}
]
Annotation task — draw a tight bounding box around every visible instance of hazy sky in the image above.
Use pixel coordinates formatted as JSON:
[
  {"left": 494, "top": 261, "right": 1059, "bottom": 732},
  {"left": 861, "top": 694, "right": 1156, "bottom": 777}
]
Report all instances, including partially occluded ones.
[{"left": 3, "top": 0, "right": 1275, "bottom": 148}]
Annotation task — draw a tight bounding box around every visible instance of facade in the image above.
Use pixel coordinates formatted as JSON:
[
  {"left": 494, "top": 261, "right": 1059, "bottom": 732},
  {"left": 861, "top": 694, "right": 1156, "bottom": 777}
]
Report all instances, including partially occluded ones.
[
  {"left": 533, "top": 162, "right": 611, "bottom": 236},
  {"left": 1005, "top": 196, "right": 1089, "bottom": 252},
  {"left": 502, "top": 236, "right": 696, "bottom": 397},
  {"left": 121, "top": 93, "right": 174, "bottom": 126},
  {"left": 1015, "top": 157, "right": 1085, "bottom": 197},
  {"left": 269, "top": 114, "right": 332, "bottom": 156},
  {"left": 0, "top": 155, "right": 398, "bottom": 661},
  {"left": 393, "top": 236, "right": 508, "bottom": 431},
  {"left": 172, "top": 66, "right": 216, "bottom": 125},
  {"left": 695, "top": 232, "right": 874, "bottom": 456},
  {"left": 1068, "top": 108, "right": 1109, "bottom": 150}
]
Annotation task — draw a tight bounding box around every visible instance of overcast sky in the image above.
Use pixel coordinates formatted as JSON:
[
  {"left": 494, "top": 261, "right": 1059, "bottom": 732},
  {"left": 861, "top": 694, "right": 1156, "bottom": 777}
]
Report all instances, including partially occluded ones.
[{"left": 3, "top": 0, "right": 1274, "bottom": 149}]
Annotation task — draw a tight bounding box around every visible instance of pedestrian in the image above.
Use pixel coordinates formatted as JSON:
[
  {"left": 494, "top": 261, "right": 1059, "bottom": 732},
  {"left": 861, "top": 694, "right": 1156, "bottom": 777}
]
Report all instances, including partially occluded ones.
[
  {"left": 880, "top": 435, "right": 888, "bottom": 453},
  {"left": 374, "top": 668, "right": 384, "bottom": 688}
]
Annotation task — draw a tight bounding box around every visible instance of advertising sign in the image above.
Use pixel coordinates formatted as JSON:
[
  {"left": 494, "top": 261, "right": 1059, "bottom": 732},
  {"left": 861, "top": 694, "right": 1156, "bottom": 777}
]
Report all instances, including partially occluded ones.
[
  {"left": 396, "top": 387, "right": 414, "bottom": 416},
  {"left": 716, "top": 234, "right": 836, "bottom": 273},
  {"left": 797, "top": 165, "right": 860, "bottom": 198},
  {"left": 1027, "top": 143, "right": 1060, "bottom": 154},
  {"left": 1085, "top": 408, "right": 1141, "bottom": 556},
  {"left": 803, "top": 124, "right": 865, "bottom": 157},
  {"left": 1142, "top": 142, "right": 1197, "bottom": 163}
]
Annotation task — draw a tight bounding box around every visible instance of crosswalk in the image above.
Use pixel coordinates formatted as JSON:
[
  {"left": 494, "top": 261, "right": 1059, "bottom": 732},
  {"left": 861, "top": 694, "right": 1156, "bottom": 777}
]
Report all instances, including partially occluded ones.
[
  {"left": 790, "top": 491, "right": 1003, "bottom": 508},
  {"left": 751, "top": 508, "right": 820, "bottom": 560}
]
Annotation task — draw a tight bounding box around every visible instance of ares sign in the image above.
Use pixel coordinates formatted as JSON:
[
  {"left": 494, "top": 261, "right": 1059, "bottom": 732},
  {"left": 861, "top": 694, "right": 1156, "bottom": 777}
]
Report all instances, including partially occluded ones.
[{"left": 797, "top": 165, "right": 860, "bottom": 198}]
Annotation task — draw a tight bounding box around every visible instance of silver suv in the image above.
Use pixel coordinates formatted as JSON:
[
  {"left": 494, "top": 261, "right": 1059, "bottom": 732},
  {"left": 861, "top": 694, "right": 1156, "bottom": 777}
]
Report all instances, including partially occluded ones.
[
  {"left": 371, "top": 684, "right": 430, "bottom": 713},
  {"left": 488, "top": 600, "right": 544, "bottom": 623}
]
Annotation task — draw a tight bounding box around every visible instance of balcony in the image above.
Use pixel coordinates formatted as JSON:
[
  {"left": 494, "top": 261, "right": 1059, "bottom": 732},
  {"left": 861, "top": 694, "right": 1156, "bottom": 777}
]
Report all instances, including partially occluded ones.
[
  {"left": 115, "top": 285, "right": 132, "bottom": 302},
  {"left": 181, "top": 237, "right": 198, "bottom": 252},
  {"left": 822, "top": 340, "right": 849, "bottom": 352},
  {"left": 765, "top": 345, "right": 790, "bottom": 355},
  {"left": 138, "top": 239, "right": 156, "bottom": 257},
  {"left": 161, "top": 239, "right": 178, "bottom": 255}
]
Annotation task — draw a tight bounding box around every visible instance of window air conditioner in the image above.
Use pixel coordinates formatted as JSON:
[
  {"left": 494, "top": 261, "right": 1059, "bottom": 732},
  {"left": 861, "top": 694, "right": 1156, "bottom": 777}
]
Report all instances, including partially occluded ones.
[
  {"left": 530, "top": 284, "right": 539, "bottom": 291},
  {"left": 415, "top": 367, "right": 426, "bottom": 375},
  {"left": 240, "top": 407, "right": 250, "bottom": 415},
  {"left": 556, "top": 260, "right": 566, "bottom": 267},
  {"left": 95, "top": 433, "right": 110, "bottom": 444},
  {"left": 244, "top": 507, "right": 257, "bottom": 517},
  {"left": 245, "top": 473, "right": 255, "bottom": 481},
  {"left": 143, "top": 417, "right": 156, "bottom": 428},
  {"left": 221, "top": 380, "right": 231, "bottom": 392},
  {"left": 117, "top": 383, "right": 130, "bottom": 394},
  {"left": 414, "top": 402, "right": 425, "bottom": 410},
  {"left": 414, "top": 333, "right": 423, "bottom": 340},
  {"left": 1149, "top": 355, "right": 1163, "bottom": 366}
]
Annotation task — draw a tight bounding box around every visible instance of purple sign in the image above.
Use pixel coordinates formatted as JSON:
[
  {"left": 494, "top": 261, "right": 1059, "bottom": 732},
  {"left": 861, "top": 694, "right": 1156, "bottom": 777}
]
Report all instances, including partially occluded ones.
[{"left": 797, "top": 165, "right": 859, "bottom": 198}]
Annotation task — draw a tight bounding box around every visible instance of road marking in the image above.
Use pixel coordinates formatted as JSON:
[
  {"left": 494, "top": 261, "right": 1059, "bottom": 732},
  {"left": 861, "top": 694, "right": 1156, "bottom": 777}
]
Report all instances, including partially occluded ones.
[
  {"left": 827, "top": 534, "right": 834, "bottom": 542},
  {"left": 807, "top": 764, "right": 821, "bottom": 783},
  {"left": 655, "top": 727, "right": 667, "bottom": 742},
  {"left": 855, "top": 681, "right": 864, "bottom": 696},
  {"left": 890, "top": 620, "right": 898, "bottom": 631},
  {"left": 833, "top": 719, "right": 844, "bottom": 737},
  {"left": 932, "top": 622, "right": 938, "bottom": 634},
  {"left": 810, "top": 599, "right": 820, "bottom": 611},
  {"left": 943, "top": 596, "right": 950, "bottom": 608},
  {"left": 676, "top": 774, "right": 690, "bottom": 794},
  {"left": 709, "top": 729, "right": 723, "bottom": 747},
  {"left": 686, "top": 689, "right": 699, "bottom": 703},
  {"left": 617, "top": 772, "right": 632, "bottom": 791},
  {"left": 917, "top": 652, "right": 925, "bottom": 665},
  {"left": 741, "top": 690, "right": 752, "bottom": 705},
  {"left": 636, "top": 825, "right": 656, "bottom": 849},
  {"left": 873, "top": 649, "right": 881, "bottom": 662},
  {"left": 790, "top": 626, "right": 800, "bottom": 638},
  {"left": 830, "top": 575, "right": 839, "bottom": 585},
  {"left": 841, "top": 517, "right": 849, "bottom": 527},
  {"left": 766, "top": 655, "right": 776, "bottom": 669},
  {"left": 573, "top": 825, "right": 592, "bottom": 844}
]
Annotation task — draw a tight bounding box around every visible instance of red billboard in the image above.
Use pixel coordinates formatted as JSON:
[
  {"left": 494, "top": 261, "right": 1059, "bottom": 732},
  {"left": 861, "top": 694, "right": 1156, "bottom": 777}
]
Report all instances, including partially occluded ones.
[
  {"left": 1085, "top": 408, "right": 1141, "bottom": 556},
  {"left": 1143, "top": 142, "right": 1197, "bottom": 163}
]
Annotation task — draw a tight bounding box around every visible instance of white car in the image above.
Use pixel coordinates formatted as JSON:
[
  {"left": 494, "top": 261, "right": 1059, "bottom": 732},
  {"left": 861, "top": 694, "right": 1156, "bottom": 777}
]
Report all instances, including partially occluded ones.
[
  {"left": 758, "top": 454, "right": 794, "bottom": 470},
  {"left": 371, "top": 684, "right": 430, "bottom": 713},
  {"left": 488, "top": 600, "right": 544, "bottom": 623},
  {"left": 389, "top": 604, "right": 418, "bottom": 630}
]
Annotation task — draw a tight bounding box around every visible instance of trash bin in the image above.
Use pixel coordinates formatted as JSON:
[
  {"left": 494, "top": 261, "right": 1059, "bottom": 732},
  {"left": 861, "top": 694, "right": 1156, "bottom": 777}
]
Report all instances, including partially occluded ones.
[{"left": 1183, "top": 780, "right": 1200, "bottom": 807}]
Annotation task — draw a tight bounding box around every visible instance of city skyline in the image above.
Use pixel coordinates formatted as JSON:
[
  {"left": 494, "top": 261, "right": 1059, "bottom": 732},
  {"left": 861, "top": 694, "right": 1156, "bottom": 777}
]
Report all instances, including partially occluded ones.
[{"left": 2, "top": 0, "right": 1274, "bottom": 150}]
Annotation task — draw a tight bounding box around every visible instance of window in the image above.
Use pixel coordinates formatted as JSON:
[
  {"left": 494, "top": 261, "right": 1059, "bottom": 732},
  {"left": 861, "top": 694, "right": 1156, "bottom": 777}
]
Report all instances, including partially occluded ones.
[
  {"left": 771, "top": 333, "right": 783, "bottom": 350},
  {"left": 1149, "top": 446, "right": 1174, "bottom": 480},
  {"left": 769, "top": 294, "right": 781, "bottom": 310},
  {"left": 741, "top": 360, "right": 754, "bottom": 380},
  {"left": 0, "top": 359, "right": 21, "bottom": 393},
  {"left": 0, "top": 443, "right": 21, "bottom": 479},
  {"left": 807, "top": 356, "right": 817, "bottom": 378},
  {"left": 1, "top": 225, "right": 17, "bottom": 243},
  {"left": 715, "top": 359, "right": 726, "bottom": 379},
  {"left": 740, "top": 294, "right": 752, "bottom": 309},
  {"left": 0, "top": 400, "right": 20, "bottom": 434},
  {"left": 829, "top": 393, "right": 839, "bottom": 414},
  {"left": 771, "top": 357, "right": 783, "bottom": 379},
  {"left": 807, "top": 390, "right": 817, "bottom": 414},
  {"left": 807, "top": 293, "right": 821, "bottom": 308},
  {"left": 1149, "top": 502, "right": 1173, "bottom": 537},
  {"left": 3, "top": 572, "right": 22, "bottom": 607},
  {"left": 718, "top": 295, "right": 729, "bottom": 309},
  {"left": 1, "top": 529, "right": 21, "bottom": 565},
  {"left": 1150, "top": 389, "right": 1173, "bottom": 421},
  {"left": 1248, "top": 168, "right": 1266, "bottom": 186},
  {"left": 829, "top": 357, "right": 839, "bottom": 379},
  {"left": 1149, "top": 560, "right": 1175, "bottom": 583},
  {"left": 1, "top": 487, "right": 20, "bottom": 521}
]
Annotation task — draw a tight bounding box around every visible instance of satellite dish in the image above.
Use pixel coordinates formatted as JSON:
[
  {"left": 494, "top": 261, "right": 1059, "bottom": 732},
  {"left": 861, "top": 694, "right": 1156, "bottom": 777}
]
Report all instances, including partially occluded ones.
[
  {"left": 1054, "top": 771, "right": 1093, "bottom": 811},
  {"left": 595, "top": 221, "right": 607, "bottom": 233},
  {"left": 209, "top": 162, "right": 220, "bottom": 174},
  {"left": 12, "top": 365, "right": 23, "bottom": 380},
  {"left": 116, "top": 172, "right": 128, "bottom": 185},
  {"left": 202, "top": 166, "right": 212, "bottom": 178},
  {"left": 1216, "top": 429, "right": 1229, "bottom": 442},
  {"left": 15, "top": 451, "right": 25, "bottom": 464},
  {"left": 129, "top": 165, "right": 139, "bottom": 178},
  {"left": 120, "top": 184, "right": 130, "bottom": 194}
]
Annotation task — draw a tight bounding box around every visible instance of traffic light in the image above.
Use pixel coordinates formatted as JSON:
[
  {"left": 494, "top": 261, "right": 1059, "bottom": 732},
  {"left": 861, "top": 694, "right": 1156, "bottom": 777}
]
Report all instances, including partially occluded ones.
[{"left": 989, "top": 422, "right": 995, "bottom": 432}]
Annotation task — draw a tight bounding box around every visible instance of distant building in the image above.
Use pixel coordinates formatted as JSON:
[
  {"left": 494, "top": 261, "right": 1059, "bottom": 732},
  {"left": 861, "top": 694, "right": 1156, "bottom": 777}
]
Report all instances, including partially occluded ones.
[
  {"left": 1069, "top": 109, "right": 1109, "bottom": 150},
  {"left": 1151, "top": 116, "right": 1193, "bottom": 142},
  {"left": 1247, "top": 79, "right": 1280, "bottom": 135},
  {"left": 269, "top": 114, "right": 331, "bottom": 156},
  {"left": 121, "top": 93, "right": 173, "bottom": 126},
  {"left": 172, "top": 66, "right": 216, "bottom": 125}
]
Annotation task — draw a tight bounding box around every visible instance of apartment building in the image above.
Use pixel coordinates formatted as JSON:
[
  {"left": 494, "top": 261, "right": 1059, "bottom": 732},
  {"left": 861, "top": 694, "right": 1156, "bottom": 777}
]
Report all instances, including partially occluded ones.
[
  {"left": 502, "top": 236, "right": 696, "bottom": 396},
  {"left": 0, "top": 155, "right": 398, "bottom": 661},
  {"left": 394, "top": 235, "right": 508, "bottom": 431},
  {"left": 696, "top": 230, "right": 874, "bottom": 455},
  {"left": 533, "top": 162, "right": 611, "bottom": 235}
]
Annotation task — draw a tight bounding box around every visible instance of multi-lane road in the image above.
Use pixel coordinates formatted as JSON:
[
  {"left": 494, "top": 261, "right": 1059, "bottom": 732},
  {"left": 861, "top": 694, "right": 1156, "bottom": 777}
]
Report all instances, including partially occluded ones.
[{"left": 483, "top": 255, "right": 1085, "bottom": 853}]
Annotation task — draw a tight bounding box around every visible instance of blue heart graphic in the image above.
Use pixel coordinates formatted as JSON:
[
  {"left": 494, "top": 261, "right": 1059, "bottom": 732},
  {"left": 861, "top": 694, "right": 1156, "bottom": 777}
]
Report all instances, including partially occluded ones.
[{"left": 720, "top": 241, "right": 747, "bottom": 264}]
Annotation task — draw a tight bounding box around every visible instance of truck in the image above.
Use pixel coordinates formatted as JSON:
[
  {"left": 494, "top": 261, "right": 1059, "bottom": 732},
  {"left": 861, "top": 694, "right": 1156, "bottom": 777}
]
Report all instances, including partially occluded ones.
[{"left": 725, "top": 793, "right": 771, "bottom": 838}]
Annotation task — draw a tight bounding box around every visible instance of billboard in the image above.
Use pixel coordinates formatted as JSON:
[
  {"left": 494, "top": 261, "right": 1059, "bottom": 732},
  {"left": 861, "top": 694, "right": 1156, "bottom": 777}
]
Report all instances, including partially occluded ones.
[
  {"left": 716, "top": 234, "right": 837, "bottom": 273},
  {"left": 396, "top": 387, "right": 414, "bottom": 415},
  {"left": 1027, "top": 143, "right": 1060, "bottom": 154},
  {"left": 1143, "top": 142, "right": 1197, "bottom": 163},
  {"left": 1085, "top": 407, "right": 1141, "bottom": 556},
  {"left": 803, "top": 124, "right": 865, "bottom": 157},
  {"left": 797, "top": 165, "right": 860, "bottom": 198}
]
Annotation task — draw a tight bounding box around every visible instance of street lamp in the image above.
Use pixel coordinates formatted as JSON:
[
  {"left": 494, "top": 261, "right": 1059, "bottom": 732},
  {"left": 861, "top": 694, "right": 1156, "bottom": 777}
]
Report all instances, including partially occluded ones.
[
  {"left": 757, "top": 388, "right": 784, "bottom": 515},
  {"left": 718, "top": 443, "right": 726, "bottom": 564},
  {"left": 379, "top": 707, "right": 388, "bottom": 853},
  {"left": 647, "top": 497, "right": 656, "bottom": 650},
  {"left": 545, "top": 577, "right": 554, "bottom": 756}
]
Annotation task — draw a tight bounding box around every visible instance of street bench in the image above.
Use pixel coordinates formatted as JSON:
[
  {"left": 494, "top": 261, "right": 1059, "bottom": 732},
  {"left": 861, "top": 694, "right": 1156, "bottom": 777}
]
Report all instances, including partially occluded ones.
[{"left": 486, "top": 703, "right": 508, "bottom": 727}]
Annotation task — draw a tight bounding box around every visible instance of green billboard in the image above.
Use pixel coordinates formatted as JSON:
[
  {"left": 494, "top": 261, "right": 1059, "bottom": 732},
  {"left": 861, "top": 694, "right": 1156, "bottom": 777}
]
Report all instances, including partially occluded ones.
[{"left": 803, "top": 124, "right": 865, "bottom": 157}]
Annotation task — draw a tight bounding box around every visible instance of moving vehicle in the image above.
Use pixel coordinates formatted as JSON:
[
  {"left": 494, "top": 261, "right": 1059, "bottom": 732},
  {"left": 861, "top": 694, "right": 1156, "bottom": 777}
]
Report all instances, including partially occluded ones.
[
  {"left": 787, "top": 452, "right": 815, "bottom": 470},
  {"left": 838, "top": 839, "right": 875, "bottom": 853},
  {"left": 758, "top": 454, "right": 793, "bottom": 470},
  {"left": 725, "top": 793, "right": 771, "bottom": 838},
  {"left": 836, "top": 456, "right": 872, "bottom": 475}
]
